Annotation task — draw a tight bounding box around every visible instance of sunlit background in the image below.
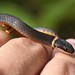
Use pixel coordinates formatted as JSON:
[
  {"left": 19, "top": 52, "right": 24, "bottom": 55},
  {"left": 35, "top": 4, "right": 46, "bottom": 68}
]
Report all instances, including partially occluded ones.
[{"left": 0, "top": 0, "right": 75, "bottom": 39}]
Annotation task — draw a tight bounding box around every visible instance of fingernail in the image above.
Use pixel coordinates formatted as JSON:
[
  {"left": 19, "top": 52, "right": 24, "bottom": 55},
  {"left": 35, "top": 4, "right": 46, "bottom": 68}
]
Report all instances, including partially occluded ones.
[{"left": 66, "top": 39, "right": 75, "bottom": 44}]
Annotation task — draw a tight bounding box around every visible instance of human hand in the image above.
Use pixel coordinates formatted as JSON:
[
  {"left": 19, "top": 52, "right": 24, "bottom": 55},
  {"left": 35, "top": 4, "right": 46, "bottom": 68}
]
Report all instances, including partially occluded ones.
[
  {"left": 40, "top": 39, "right": 75, "bottom": 75},
  {"left": 0, "top": 29, "right": 53, "bottom": 75},
  {"left": 0, "top": 29, "right": 75, "bottom": 75}
]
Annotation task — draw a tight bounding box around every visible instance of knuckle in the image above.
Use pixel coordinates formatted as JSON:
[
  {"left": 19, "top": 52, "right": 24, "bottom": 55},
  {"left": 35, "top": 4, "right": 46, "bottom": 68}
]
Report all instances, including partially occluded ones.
[
  {"left": 8, "top": 37, "right": 44, "bottom": 51},
  {"left": 9, "top": 37, "right": 27, "bottom": 44},
  {"left": 9, "top": 37, "right": 36, "bottom": 46}
]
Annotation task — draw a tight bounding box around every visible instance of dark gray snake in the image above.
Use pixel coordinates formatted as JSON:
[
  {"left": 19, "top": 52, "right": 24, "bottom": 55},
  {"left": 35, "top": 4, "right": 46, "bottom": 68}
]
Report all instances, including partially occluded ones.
[{"left": 0, "top": 14, "right": 74, "bottom": 53}]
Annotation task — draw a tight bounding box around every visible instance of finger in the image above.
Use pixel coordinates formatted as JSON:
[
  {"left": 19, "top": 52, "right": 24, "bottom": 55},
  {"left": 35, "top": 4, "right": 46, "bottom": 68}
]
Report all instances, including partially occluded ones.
[
  {"left": 40, "top": 39, "right": 75, "bottom": 75},
  {"left": 0, "top": 37, "right": 53, "bottom": 75},
  {"left": 0, "top": 29, "right": 10, "bottom": 46},
  {"left": 66, "top": 39, "right": 75, "bottom": 57}
]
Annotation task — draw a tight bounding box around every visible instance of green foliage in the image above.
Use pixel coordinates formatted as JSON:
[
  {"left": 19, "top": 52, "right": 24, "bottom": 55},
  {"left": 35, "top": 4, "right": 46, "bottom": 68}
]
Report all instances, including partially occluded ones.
[
  {"left": 39, "top": 0, "right": 75, "bottom": 28},
  {"left": 0, "top": 2, "right": 37, "bottom": 27}
]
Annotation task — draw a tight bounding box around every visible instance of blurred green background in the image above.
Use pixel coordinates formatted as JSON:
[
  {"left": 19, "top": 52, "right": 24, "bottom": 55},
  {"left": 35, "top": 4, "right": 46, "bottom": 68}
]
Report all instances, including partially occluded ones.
[{"left": 0, "top": 0, "right": 75, "bottom": 39}]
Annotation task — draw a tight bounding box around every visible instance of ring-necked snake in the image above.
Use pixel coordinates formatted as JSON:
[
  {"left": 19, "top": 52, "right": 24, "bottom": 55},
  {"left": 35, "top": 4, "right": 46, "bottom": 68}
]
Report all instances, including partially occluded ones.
[{"left": 0, "top": 14, "right": 74, "bottom": 53}]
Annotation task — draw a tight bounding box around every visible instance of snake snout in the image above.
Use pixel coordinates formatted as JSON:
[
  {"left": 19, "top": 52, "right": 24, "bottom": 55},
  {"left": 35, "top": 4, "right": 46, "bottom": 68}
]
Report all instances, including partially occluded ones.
[{"left": 54, "top": 38, "right": 74, "bottom": 53}]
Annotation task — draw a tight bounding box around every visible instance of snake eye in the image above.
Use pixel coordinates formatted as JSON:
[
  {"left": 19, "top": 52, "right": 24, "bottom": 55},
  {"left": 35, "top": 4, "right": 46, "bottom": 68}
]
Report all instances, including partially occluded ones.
[{"left": 54, "top": 38, "right": 74, "bottom": 53}]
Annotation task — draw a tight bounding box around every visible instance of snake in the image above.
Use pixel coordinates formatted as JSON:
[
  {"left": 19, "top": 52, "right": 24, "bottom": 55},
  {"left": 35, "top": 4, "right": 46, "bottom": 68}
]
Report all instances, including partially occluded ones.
[{"left": 0, "top": 13, "right": 74, "bottom": 53}]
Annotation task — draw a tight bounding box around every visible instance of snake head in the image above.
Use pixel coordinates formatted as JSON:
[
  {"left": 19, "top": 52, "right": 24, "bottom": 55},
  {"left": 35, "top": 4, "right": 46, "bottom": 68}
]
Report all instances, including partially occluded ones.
[{"left": 54, "top": 38, "right": 74, "bottom": 53}]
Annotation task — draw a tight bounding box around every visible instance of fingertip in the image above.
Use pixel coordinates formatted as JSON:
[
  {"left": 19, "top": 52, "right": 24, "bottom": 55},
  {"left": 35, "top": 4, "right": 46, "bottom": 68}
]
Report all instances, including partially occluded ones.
[
  {"left": 66, "top": 39, "right": 75, "bottom": 49},
  {"left": 66, "top": 39, "right": 75, "bottom": 56},
  {"left": 66, "top": 39, "right": 75, "bottom": 43}
]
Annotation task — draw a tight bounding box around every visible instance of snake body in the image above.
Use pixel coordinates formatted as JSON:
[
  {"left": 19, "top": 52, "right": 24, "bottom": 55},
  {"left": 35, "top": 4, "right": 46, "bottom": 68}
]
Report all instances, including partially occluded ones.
[{"left": 0, "top": 14, "right": 74, "bottom": 53}]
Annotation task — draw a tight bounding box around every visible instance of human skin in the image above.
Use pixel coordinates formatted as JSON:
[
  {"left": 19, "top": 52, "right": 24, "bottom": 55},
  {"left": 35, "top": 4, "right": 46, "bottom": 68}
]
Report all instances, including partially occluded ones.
[
  {"left": 40, "top": 39, "right": 75, "bottom": 75},
  {"left": 0, "top": 29, "right": 75, "bottom": 75}
]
